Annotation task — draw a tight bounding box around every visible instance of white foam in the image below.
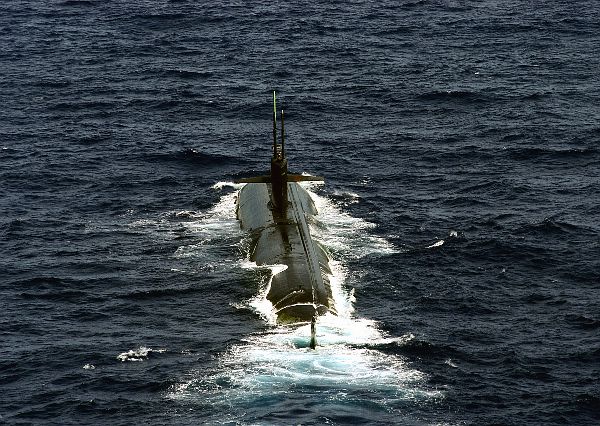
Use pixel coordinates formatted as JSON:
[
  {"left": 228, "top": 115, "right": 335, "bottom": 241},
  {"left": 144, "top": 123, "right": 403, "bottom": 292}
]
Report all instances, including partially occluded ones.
[
  {"left": 445, "top": 358, "right": 458, "bottom": 368},
  {"left": 238, "top": 256, "right": 353, "bottom": 325},
  {"left": 302, "top": 183, "right": 399, "bottom": 258},
  {"left": 166, "top": 181, "right": 442, "bottom": 412},
  {"left": 212, "top": 181, "right": 244, "bottom": 190},
  {"left": 245, "top": 263, "right": 287, "bottom": 325},
  {"left": 117, "top": 346, "right": 165, "bottom": 362},
  {"left": 426, "top": 239, "right": 445, "bottom": 249},
  {"left": 171, "top": 190, "right": 243, "bottom": 267},
  {"left": 332, "top": 188, "right": 361, "bottom": 202},
  {"left": 169, "top": 324, "right": 440, "bottom": 409},
  {"left": 328, "top": 259, "right": 354, "bottom": 318}
]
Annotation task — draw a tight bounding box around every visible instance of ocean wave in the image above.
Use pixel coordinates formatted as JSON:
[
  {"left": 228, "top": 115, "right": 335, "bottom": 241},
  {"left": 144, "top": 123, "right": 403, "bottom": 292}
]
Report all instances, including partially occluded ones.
[
  {"left": 59, "top": 0, "right": 96, "bottom": 7},
  {"left": 507, "top": 146, "right": 598, "bottom": 161},
  {"left": 144, "top": 148, "right": 235, "bottom": 167},
  {"left": 161, "top": 69, "right": 214, "bottom": 80},
  {"left": 131, "top": 13, "right": 188, "bottom": 21},
  {"left": 117, "top": 286, "right": 202, "bottom": 300},
  {"left": 49, "top": 100, "right": 114, "bottom": 112},
  {"left": 514, "top": 217, "right": 583, "bottom": 236},
  {"left": 564, "top": 314, "right": 600, "bottom": 330},
  {"left": 574, "top": 393, "right": 600, "bottom": 416},
  {"left": 2, "top": 0, "right": 599, "bottom": 423},
  {"left": 117, "top": 347, "right": 166, "bottom": 362},
  {"left": 379, "top": 337, "right": 465, "bottom": 361},
  {"left": 19, "top": 289, "right": 87, "bottom": 302},
  {"left": 417, "top": 89, "right": 492, "bottom": 103}
]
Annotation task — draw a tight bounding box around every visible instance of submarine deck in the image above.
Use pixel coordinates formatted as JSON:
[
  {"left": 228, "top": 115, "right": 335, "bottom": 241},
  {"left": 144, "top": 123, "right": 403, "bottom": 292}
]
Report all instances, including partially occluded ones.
[{"left": 236, "top": 182, "right": 335, "bottom": 322}]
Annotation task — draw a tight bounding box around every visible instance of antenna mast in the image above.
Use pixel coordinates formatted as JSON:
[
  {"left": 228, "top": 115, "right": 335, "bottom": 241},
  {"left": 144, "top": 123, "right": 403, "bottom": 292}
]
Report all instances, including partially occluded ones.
[
  {"left": 272, "top": 91, "right": 277, "bottom": 157},
  {"left": 280, "top": 109, "right": 285, "bottom": 158}
]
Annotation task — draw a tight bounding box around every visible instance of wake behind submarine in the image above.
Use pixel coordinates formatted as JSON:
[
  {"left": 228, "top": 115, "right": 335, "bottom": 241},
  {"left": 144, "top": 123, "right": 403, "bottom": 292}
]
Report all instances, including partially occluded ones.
[{"left": 235, "top": 92, "right": 337, "bottom": 339}]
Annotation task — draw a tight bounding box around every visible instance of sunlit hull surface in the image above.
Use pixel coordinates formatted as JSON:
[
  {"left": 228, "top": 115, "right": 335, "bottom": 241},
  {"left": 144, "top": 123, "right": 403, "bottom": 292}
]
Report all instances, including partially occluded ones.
[{"left": 236, "top": 182, "right": 335, "bottom": 323}]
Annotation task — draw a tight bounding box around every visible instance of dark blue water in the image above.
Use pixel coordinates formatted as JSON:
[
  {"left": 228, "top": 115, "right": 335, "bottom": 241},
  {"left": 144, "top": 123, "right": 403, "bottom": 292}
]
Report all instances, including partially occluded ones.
[{"left": 2, "top": 1, "right": 599, "bottom": 424}]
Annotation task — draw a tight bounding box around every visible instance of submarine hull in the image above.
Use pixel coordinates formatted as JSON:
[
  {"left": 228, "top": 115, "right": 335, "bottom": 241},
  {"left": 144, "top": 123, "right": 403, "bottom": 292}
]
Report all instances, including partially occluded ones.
[{"left": 236, "top": 182, "right": 335, "bottom": 323}]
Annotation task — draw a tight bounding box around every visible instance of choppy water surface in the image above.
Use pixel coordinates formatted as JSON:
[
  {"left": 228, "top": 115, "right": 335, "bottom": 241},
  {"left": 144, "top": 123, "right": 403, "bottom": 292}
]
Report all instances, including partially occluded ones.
[{"left": 1, "top": 1, "right": 599, "bottom": 424}]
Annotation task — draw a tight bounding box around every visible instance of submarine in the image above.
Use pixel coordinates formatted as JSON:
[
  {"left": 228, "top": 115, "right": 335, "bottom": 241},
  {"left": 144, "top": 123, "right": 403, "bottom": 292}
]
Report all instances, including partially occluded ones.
[{"left": 235, "top": 92, "right": 336, "bottom": 331}]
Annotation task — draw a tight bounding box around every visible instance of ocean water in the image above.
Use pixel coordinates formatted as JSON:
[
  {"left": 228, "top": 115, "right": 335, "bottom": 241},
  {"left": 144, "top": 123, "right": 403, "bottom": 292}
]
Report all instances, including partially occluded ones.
[{"left": 1, "top": 0, "right": 599, "bottom": 424}]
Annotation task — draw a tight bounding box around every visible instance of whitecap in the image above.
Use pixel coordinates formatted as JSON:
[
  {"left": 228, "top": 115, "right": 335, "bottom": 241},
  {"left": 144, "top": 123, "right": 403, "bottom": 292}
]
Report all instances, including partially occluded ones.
[
  {"left": 117, "top": 346, "right": 165, "bottom": 362},
  {"left": 212, "top": 181, "right": 244, "bottom": 190},
  {"left": 302, "top": 183, "right": 399, "bottom": 258},
  {"left": 426, "top": 239, "right": 445, "bottom": 249}
]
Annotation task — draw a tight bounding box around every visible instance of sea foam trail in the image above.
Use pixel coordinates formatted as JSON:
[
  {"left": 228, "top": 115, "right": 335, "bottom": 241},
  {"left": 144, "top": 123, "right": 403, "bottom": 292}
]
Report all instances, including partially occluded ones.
[
  {"left": 169, "top": 188, "right": 244, "bottom": 274},
  {"left": 304, "top": 182, "right": 400, "bottom": 258},
  {"left": 167, "top": 182, "right": 441, "bottom": 419}
]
